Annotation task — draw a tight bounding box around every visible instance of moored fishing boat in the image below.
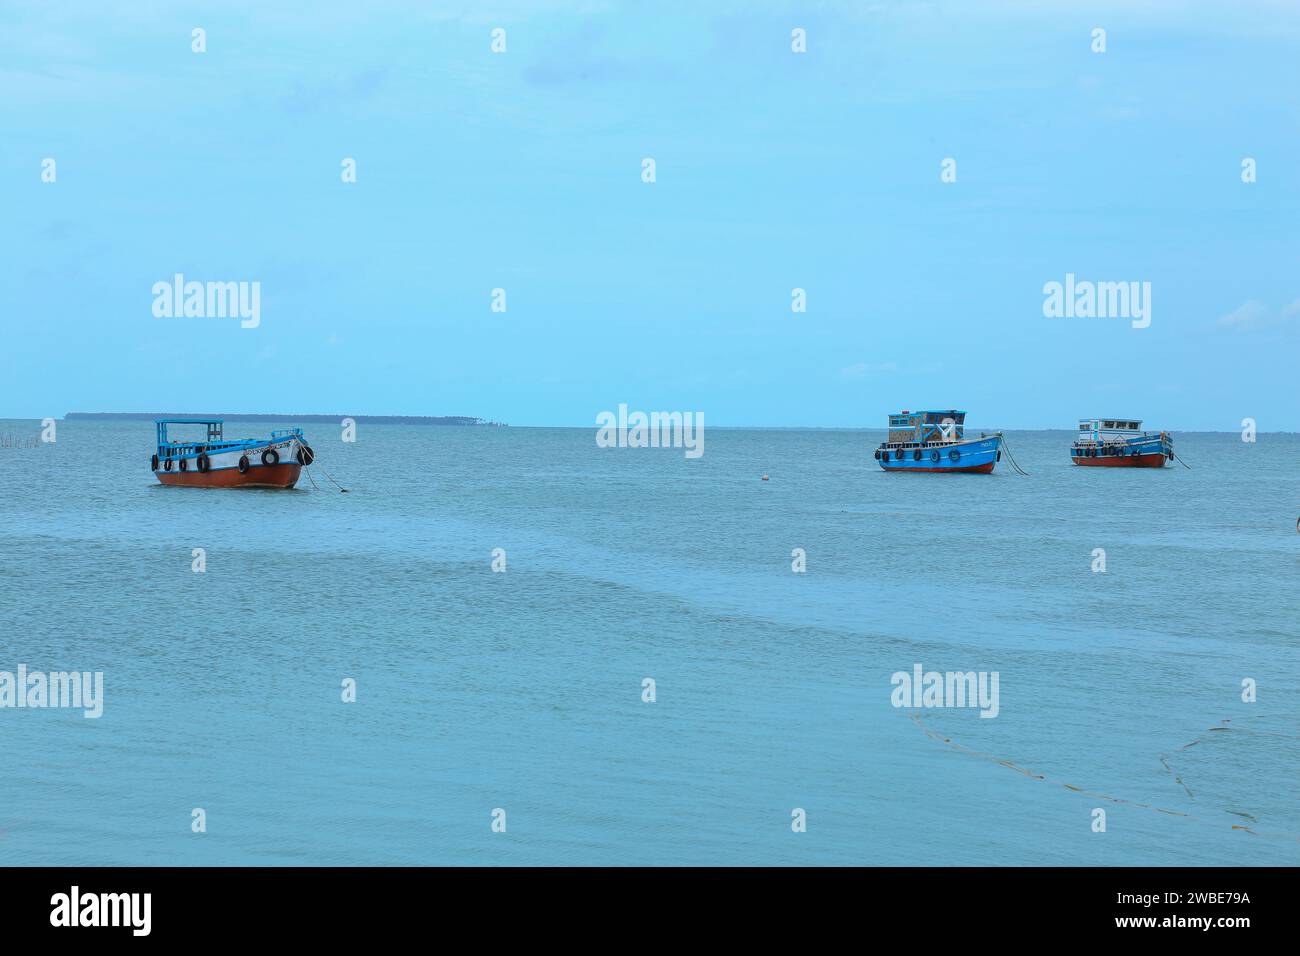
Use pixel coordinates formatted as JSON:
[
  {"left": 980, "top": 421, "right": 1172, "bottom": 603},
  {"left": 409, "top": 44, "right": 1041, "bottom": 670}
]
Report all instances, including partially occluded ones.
[
  {"left": 151, "top": 419, "right": 314, "bottom": 488},
  {"left": 1070, "top": 418, "right": 1171, "bottom": 467},
  {"left": 873, "top": 409, "right": 1003, "bottom": 474}
]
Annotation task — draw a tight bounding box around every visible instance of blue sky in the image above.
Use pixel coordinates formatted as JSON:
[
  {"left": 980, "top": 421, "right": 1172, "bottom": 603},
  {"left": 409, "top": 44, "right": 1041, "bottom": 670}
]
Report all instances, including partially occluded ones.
[{"left": 3, "top": 1, "right": 1298, "bottom": 429}]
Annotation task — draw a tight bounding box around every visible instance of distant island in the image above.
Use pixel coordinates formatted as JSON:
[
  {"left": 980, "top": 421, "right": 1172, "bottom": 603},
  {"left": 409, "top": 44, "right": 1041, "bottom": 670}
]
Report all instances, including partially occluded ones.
[{"left": 64, "top": 412, "right": 506, "bottom": 426}]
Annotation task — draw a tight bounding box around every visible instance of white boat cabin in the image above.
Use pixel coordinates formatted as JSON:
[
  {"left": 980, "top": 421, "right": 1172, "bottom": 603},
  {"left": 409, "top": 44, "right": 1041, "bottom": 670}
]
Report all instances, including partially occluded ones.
[
  {"left": 1077, "top": 418, "right": 1143, "bottom": 444},
  {"left": 887, "top": 409, "right": 966, "bottom": 445}
]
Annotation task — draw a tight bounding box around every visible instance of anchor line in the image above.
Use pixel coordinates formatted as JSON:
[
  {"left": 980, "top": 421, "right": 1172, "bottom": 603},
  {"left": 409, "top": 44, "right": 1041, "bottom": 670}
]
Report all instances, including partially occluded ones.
[
  {"left": 315, "top": 461, "right": 350, "bottom": 493},
  {"left": 319, "top": 466, "right": 350, "bottom": 492},
  {"left": 908, "top": 712, "right": 1300, "bottom": 842},
  {"left": 292, "top": 437, "right": 350, "bottom": 492},
  {"left": 997, "top": 433, "right": 1029, "bottom": 476}
]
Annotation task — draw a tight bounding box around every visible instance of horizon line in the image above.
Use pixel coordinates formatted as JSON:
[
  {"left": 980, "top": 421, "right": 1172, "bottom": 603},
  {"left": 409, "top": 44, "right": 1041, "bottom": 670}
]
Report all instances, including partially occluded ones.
[{"left": 0, "top": 412, "right": 1292, "bottom": 435}]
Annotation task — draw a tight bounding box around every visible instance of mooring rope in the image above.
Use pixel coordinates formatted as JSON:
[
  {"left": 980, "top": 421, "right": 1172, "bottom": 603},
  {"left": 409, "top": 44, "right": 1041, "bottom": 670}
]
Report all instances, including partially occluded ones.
[
  {"left": 908, "top": 712, "right": 1300, "bottom": 841},
  {"left": 321, "top": 467, "right": 350, "bottom": 492},
  {"left": 315, "top": 461, "right": 350, "bottom": 493},
  {"left": 998, "top": 433, "right": 1030, "bottom": 476},
  {"left": 294, "top": 439, "right": 349, "bottom": 492}
]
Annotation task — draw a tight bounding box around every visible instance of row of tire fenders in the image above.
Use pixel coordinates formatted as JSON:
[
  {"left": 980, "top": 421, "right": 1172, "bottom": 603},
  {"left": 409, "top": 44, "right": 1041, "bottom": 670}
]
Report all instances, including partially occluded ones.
[
  {"left": 1070, "top": 445, "right": 1169, "bottom": 459},
  {"left": 150, "top": 444, "right": 315, "bottom": 473},
  {"left": 872, "top": 446, "right": 996, "bottom": 464}
]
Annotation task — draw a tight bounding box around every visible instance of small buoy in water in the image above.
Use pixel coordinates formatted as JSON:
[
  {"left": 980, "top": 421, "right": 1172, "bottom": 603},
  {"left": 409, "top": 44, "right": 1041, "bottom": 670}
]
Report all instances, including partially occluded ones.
[{"left": 761, "top": 474, "right": 769, "bottom": 481}]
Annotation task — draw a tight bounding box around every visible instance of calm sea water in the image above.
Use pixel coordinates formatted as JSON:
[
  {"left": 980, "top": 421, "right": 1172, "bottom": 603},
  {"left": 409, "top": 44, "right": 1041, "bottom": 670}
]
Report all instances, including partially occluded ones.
[{"left": 1, "top": 419, "right": 1297, "bottom": 866}]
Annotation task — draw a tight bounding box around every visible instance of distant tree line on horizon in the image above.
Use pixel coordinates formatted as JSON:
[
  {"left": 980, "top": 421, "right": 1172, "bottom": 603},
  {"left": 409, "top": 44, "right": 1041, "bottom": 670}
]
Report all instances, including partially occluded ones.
[{"left": 63, "top": 413, "right": 506, "bottom": 426}]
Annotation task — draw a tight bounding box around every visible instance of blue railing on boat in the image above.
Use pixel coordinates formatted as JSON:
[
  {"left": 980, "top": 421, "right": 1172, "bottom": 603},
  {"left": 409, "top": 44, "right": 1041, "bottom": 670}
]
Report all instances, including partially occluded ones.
[{"left": 153, "top": 419, "right": 304, "bottom": 459}]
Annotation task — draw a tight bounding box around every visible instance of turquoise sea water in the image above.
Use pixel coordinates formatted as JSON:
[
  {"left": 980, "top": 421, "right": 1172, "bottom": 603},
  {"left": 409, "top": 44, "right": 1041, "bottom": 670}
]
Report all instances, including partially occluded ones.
[{"left": 0, "top": 419, "right": 1297, "bottom": 866}]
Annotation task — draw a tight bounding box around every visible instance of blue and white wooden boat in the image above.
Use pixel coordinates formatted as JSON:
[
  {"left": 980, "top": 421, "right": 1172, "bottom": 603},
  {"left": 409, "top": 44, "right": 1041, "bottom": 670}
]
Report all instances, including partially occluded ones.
[
  {"left": 151, "top": 419, "right": 314, "bottom": 488},
  {"left": 873, "top": 410, "right": 1002, "bottom": 473},
  {"left": 1070, "top": 418, "right": 1172, "bottom": 467}
]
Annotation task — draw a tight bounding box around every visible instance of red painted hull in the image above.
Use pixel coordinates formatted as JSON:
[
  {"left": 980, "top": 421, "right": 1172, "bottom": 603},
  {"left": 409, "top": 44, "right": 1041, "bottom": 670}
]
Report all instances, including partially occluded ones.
[
  {"left": 1072, "top": 453, "right": 1167, "bottom": 468},
  {"left": 885, "top": 462, "right": 996, "bottom": 474},
  {"left": 155, "top": 463, "right": 302, "bottom": 488}
]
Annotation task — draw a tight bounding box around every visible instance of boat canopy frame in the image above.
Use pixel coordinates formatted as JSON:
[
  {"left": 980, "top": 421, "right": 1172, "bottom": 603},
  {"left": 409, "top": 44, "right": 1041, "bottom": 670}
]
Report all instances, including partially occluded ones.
[
  {"left": 156, "top": 419, "right": 224, "bottom": 446},
  {"left": 154, "top": 419, "right": 308, "bottom": 459}
]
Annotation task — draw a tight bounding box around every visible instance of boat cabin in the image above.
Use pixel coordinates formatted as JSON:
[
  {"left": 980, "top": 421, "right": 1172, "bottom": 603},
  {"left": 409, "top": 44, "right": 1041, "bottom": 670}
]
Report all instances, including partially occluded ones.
[
  {"left": 1077, "top": 418, "right": 1143, "bottom": 444},
  {"left": 887, "top": 410, "right": 966, "bottom": 445}
]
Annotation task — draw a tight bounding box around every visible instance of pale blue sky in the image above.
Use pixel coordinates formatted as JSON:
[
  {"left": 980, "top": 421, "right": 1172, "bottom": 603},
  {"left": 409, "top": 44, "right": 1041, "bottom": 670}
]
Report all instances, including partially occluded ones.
[{"left": 3, "top": 1, "right": 1298, "bottom": 429}]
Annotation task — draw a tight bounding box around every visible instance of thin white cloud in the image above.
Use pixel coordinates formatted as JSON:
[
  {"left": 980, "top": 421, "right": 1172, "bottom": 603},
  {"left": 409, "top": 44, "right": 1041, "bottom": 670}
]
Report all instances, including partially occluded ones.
[{"left": 1215, "top": 299, "right": 1299, "bottom": 332}]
